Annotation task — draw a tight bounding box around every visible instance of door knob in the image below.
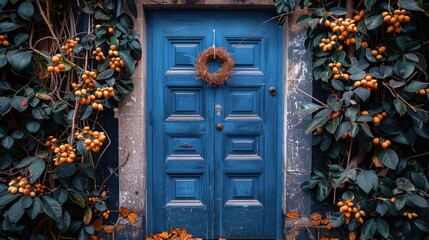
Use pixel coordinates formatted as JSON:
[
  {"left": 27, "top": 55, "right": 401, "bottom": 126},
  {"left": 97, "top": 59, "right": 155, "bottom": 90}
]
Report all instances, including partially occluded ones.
[
  {"left": 269, "top": 87, "right": 276, "bottom": 96},
  {"left": 216, "top": 123, "right": 223, "bottom": 131}
]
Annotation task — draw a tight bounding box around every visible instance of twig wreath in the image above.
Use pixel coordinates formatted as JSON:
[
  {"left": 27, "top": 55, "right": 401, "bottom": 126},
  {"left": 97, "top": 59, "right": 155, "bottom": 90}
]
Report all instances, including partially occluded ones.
[{"left": 195, "top": 47, "right": 234, "bottom": 86}]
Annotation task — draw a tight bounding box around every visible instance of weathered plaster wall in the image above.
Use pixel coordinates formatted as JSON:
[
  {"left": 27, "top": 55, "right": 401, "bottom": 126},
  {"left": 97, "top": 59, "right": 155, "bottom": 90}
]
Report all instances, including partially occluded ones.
[
  {"left": 282, "top": 12, "right": 313, "bottom": 214},
  {"left": 117, "top": 0, "right": 146, "bottom": 236}
]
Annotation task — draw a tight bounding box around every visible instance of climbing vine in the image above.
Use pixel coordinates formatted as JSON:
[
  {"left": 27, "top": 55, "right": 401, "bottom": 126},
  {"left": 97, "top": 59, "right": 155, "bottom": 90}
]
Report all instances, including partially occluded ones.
[
  {"left": 0, "top": 0, "right": 140, "bottom": 239},
  {"left": 277, "top": 0, "right": 429, "bottom": 239}
]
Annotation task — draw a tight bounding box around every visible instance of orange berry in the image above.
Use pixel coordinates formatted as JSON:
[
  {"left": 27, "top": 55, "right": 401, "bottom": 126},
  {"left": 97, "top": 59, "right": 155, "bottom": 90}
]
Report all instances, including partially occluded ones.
[
  {"left": 373, "top": 138, "right": 380, "bottom": 145},
  {"left": 390, "top": 197, "right": 395, "bottom": 203},
  {"left": 378, "top": 46, "right": 386, "bottom": 53},
  {"left": 381, "top": 142, "right": 389, "bottom": 149},
  {"left": 52, "top": 56, "right": 61, "bottom": 63},
  {"left": 54, "top": 66, "right": 61, "bottom": 73},
  {"left": 385, "top": 140, "right": 391, "bottom": 146},
  {"left": 316, "top": 127, "right": 323, "bottom": 133},
  {"left": 387, "top": 25, "right": 395, "bottom": 33},
  {"left": 57, "top": 63, "right": 65, "bottom": 70},
  {"left": 371, "top": 50, "right": 378, "bottom": 56},
  {"left": 47, "top": 65, "right": 55, "bottom": 72},
  {"left": 419, "top": 89, "right": 426, "bottom": 96},
  {"left": 373, "top": 116, "right": 381, "bottom": 124}
]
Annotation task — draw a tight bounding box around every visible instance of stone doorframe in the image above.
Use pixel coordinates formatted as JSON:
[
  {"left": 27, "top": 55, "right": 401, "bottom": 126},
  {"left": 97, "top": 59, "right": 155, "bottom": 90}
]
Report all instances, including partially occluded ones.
[{"left": 116, "top": 0, "right": 313, "bottom": 237}]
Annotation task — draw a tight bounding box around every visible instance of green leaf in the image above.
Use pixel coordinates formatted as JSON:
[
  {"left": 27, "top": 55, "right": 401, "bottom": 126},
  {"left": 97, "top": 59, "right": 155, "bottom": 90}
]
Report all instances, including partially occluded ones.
[
  {"left": 398, "top": 0, "right": 425, "bottom": 12},
  {"left": 408, "top": 194, "right": 428, "bottom": 208},
  {"left": 404, "top": 81, "right": 428, "bottom": 92},
  {"left": 297, "top": 103, "right": 323, "bottom": 114},
  {"left": 306, "top": 109, "right": 332, "bottom": 135},
  {"left": 11, "top": 130, "right": 23, "bottom": 139},
  {"left": 7, "top": 51, "right": 32, "bottom": 72},
  {"left": 329, "top": 212, "right": 345, "bottom": 227},
  {"left": 54, "top": 190, "right": 68, "bottom": 204},
  {"left": 125, "top": 0, "right": 138, "bottom": 18},
  {"left": 364, "top": 0, "right": 376, "bottom": 10},
  {"left": 14, "top": 33, "right": 29, "bottom": 46},
  {"left": 320, "top": 136, "right": 331, "bottom": 151},
  {"left": 78, "top": 162, "right": 94, "bottom": 178},
  {"left": 332, "top": 79, "right": 344, "bottom": 91},
  {"left": 380, "top": 149, "right": 399, "bottom": 170},
  {"left": 365, "top": 14, "right": 383, "bottom": 30},
  {"left": 413, "top": 219, "right": 429, "bottom": 233},
  {"left": 357, "top": 115, "right": 373, "bottom": 122},
  {"left": 95, "top": 202, "right": 107, "bottom": 212},
  {"left": 393, "top": 98, "right": 407, "bottom": 116},
  {"left": 17, "top": 2, "right": 34, "bottom": 20},
  {"left": 405, "top": 53, "right": 419, "bottom": 62},
  {"left": 380, "top": 64, "right": 393, "bottom": 78},
  {"left": 334, "top": 122, "right": 350, "bottom": 141},
  {"left": 41, "top": 196, "right": 62, "bottom": 221},
  {"left": 96, "top": 69, "right": 114, "bottom": 80},
  {"left": 55, "top": 163, "right": 76, "bottom": 178},
  {"left": 396, "top": 177, "right": 415, "bottom": 191},
  {"left": 0, "top": 193, "right": 20, "bottom": 209},
  {"left": 28, "top": 159, "right": 45, "bottom": 183},
  {"left": 57, "top": 210, "right": 71, "bottom": 233},
  {"left": 376, "top": 218, "right": 389, "bottom": 239},
  {"left": 0, "top": 96, "right": 11, "bottom": 114},
  {"left": 17, "top": 156, "right": 39, "bottom": 168},
  {"left": 296, "top": 15, "right": 311, "bottom": 24},
  {"left": 28, "top": 197, "right": 41, "bottom": 219},
  {"left": 0, "top": 154, "right": 12, "bottom": 169},
  {"left": 411, "top": 172, "right": 429, "bottom": 191},
  {"left": 69, "top": 190, "right": 85, "bottom": 208},
  {"left": 27, "top": 120, "right": 40, "bottom": 133},
  {"left": 395, "top": 59, "right": 415, "bottom": 79},
  {"left": 316, "top": 177, "right": 330, "bottom": 201},
  {"left": 330, "top": 7, "right": 347, "bottom": 15},
  {"left": 73, "top": 174, "right": 87, "bottom": 192},
  {"left": 361, "top": 218, "right": 377, "bottom": 240},
  {"left": 354, "top": 87, "right": 370, "bottom": 102},
  {"left": 8, "top": 197, "right": 25, "bottom": 223},
  {"left": 79, "top": 105, "right": 92, "bottom": 120},
  {"left": 118, "top": 51, "right": 135, "bottom": 75},
  {"left": 2, "top": 136, "right": 13, "bottom": 149},
  {"left": 357, "top": 170, "right": 378, "bottom": 193},
  {"left": 394, "top": 195, "right": 406, "bottom": 210},
  {"left": 0, "top": 22, "right": 21, "bottom": 33},
  {"left": 77, "top": 141, "right": 89, "bottom": 158}
]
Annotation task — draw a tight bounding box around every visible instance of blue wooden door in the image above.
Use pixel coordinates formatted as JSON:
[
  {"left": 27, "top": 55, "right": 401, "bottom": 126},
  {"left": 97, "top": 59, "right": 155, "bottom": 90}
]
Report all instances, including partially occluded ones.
[{"left": 148, "top": 12, "right": 281, "bottom": 239}]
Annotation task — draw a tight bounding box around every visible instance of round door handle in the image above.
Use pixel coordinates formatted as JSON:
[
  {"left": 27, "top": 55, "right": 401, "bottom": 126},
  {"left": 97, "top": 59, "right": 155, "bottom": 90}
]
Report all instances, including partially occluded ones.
[
  {"left": 269, "top": 87, "right": 276, "bottom": 96},
  {"left": 216, "top": 123, "right": 223, "bottom": 131}
]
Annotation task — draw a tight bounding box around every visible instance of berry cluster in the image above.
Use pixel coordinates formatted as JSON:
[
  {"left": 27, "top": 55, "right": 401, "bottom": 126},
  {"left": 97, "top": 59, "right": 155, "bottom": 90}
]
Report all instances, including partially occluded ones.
[
  {"left": 108, "top": 45, "right": 125, "bottom": 73},
  {"left": 329, "top": 61, "right": 350, "bottom": 80},
  {"left": 418, "top": 88, "right": 429, "bottom": 96},
  {"left": 46, "top": 136, "right": 77, "bottom": 166},
  {"left": 337, "top": 199, "right": 365, "bottom": 224},
  {"left": 403, "top": 211, "right": 418, "bottom": 220},
  {"left": 61, "top": 38, "right": 80, "bottom": 55},
  {"left": 88, "top": 191, "right": 110, "bottom": 219},
  {"left": 373, "top": 137, "right": 392, "bottom": 149},
  {"left": 319, "top": 11, "right": 363, "bottom": 52},
  {"left": 8, "top": 177, "right": 46, "bottom": 197},
  {"left": 353, "top": 74, "right": 378, "bottom": 91},
  {"left": 47, "top": 54, "right": 66, "bottom": 73},
  {"left": 370, "top": 46, "right": 387, "bottom": 61},
  {"left": 382, "top": 9, "right": 410, "bottom": 33},
  {"left": 0, "top": 35, "right": 9, "bottom": 47},
  {"left": 75, "top": 126, "right": 106, "bottom": 153},
  {"left": 92, "top": 47, "right": 106, "bottom": 61}
]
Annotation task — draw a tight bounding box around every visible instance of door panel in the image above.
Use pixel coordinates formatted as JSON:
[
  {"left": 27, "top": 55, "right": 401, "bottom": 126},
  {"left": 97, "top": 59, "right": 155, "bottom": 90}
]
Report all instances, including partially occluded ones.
[{"left": 149, "top": 12, "right": 280, "bottom": 239}]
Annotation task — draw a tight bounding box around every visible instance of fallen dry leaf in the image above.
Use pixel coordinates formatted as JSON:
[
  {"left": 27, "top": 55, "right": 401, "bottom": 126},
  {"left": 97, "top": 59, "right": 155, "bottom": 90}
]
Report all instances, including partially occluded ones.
[
  {"left": 89, "top": 235, "right": 97, "bottom": 240},
  {"left": 349, "top": 232, "right": 356, "bottom": 240},
  {"left": 120, "top": 206, "right": 130, "bottom": 217},
  {"left": 128, "top": 211, "right": 138, "bottom": 223},
  {"left": 103, "top": 225, "right": 115, "bottom": 234},
  {"left": 158, "top": 231, "right": 169, "bottom": 239},
  {"left": 285, "top": 211, "right": 300, "bottom": 219},
  {"left": 92, "top": 219, "right": 103, "bottom": 232}
]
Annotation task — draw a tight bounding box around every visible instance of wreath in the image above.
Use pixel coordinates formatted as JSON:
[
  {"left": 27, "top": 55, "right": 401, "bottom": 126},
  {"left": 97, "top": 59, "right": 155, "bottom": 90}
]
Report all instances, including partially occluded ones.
[{"left": 195, "top": 47, "right": 234, "bottom": 86}]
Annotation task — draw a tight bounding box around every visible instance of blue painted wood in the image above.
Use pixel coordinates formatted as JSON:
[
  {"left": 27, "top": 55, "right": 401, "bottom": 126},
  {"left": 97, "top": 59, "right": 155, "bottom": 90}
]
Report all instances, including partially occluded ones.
[{"left": 148, "top": 11, "right": 281, "bottom": 239}]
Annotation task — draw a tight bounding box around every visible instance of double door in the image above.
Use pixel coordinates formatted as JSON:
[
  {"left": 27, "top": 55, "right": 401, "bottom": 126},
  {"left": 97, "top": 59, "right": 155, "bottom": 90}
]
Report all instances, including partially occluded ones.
[{"left": 148, "top": 12, "right": 281, "bottom": 239}]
